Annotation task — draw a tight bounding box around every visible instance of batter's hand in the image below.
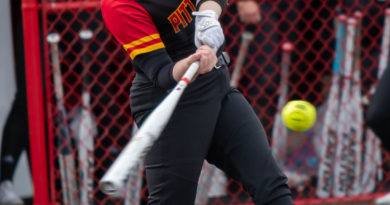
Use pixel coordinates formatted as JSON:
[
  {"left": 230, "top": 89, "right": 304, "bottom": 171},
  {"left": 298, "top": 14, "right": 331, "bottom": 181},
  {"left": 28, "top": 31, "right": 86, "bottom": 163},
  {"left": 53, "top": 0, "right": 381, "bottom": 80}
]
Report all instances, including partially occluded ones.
[
  {"left": 194, "top": 45, "right": 218, "bottom": 74},
  {"left": 193, "top": 10, "right": 224, "bottom": 52},
  {"left": 172, "top": 45, "right": 217, "bottom": 81}
]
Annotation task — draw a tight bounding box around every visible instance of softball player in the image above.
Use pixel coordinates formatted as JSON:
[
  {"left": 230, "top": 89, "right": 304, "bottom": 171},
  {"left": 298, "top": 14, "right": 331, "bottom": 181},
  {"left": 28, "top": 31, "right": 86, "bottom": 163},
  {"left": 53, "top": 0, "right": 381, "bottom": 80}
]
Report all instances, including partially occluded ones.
[{"left": 101, "top": 0, "right": 293, "bottom": 204}]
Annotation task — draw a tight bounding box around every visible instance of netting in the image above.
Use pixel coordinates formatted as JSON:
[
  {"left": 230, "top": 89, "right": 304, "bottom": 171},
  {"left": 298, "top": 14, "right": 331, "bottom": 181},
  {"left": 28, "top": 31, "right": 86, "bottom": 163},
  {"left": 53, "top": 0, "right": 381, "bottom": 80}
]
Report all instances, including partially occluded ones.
[{"left": 24, "top": 0, "right": 390, "bottom": 204}]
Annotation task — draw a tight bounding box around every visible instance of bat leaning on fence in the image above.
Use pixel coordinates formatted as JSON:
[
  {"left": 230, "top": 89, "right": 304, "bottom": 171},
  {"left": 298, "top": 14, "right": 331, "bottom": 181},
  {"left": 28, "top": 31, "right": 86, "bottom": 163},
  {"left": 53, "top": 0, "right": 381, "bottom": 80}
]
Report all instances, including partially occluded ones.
[
  {"left": 271, "top": 42, "right": 293, "bottom": 168},
  {"left": 76, "top": 29, "right": 97, "bottom": 205},
  {"left": 99, "top": 62, "right": 200, "bottom": 196},
  {"left": 333, "top": 17, "right": 360, "bottom": 197},
  {"left": 47, "top": 33, "right": 79, "bottom": 205},
  {"left": 230, "top": 31, "right": 254, "bottom": 88},
  {"left": 351, "top": 10, "right": 381, "bottom": 195},
  {"left": 316, "top": 14, "right": 347, "bottom": 198},
  {"left": 349, "top": 11, "right": 366, "bottom": 196}
]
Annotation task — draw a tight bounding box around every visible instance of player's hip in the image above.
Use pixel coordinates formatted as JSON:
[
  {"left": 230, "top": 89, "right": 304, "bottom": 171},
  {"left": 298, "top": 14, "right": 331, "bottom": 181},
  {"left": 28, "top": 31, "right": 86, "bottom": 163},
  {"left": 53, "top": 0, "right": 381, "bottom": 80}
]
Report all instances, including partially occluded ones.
[{"left": 130, "top": 65, "right": 230, "bottom": 116}]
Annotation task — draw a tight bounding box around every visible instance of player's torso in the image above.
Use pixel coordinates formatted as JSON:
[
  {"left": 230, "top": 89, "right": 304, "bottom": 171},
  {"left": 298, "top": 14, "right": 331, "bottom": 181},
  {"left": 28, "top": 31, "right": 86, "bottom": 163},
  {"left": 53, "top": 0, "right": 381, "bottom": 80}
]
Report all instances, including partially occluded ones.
[
  {"left": 135, "top": 0, "right": 197, "bottom": 61},
  {"left": 128, "top": 0, "right": 230, "bottom": 116}
]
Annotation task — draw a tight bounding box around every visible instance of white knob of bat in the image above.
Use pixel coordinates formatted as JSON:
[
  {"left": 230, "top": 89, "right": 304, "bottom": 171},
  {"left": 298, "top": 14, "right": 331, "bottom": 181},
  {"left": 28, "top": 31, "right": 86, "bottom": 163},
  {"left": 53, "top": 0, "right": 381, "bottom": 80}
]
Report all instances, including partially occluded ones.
[
  {"left": 46, "top": 33, "right": 60, "bottom": 44},
  {"left": 79, "top": 29, "right": 93, "bottom": 41}
]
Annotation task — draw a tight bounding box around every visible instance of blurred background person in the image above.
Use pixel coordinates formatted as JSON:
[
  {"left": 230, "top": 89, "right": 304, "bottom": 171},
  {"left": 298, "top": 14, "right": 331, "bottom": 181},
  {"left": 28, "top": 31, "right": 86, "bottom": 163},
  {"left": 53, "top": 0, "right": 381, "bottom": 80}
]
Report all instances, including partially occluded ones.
[
  {"left": 236, "top": 0, "right": 261, "bottom": 24},
  {"left": 0, "top": 0, "right": 30, "bottom": 204}
]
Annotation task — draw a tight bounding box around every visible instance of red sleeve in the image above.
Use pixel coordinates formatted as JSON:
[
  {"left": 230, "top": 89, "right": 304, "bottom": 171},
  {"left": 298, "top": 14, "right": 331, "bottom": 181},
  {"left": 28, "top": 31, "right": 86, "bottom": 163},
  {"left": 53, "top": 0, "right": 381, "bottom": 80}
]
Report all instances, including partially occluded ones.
[{"left": 101, "top": 0, "right": 165, "bottom": 60}]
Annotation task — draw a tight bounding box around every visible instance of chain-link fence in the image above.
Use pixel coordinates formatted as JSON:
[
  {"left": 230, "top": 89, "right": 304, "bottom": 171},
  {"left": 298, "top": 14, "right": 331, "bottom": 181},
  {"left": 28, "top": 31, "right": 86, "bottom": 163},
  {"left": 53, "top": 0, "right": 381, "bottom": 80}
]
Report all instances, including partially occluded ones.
[{"left": 23, "top": 0, "right": 390, "bottom": 204}]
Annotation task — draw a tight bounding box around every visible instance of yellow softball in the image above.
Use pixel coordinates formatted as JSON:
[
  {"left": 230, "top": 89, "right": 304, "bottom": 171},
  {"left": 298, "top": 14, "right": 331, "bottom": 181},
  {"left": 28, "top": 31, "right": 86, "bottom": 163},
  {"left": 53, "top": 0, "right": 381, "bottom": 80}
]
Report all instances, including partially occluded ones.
[{"left": 281, "top": 100, "right": 317, "bottom": 132}]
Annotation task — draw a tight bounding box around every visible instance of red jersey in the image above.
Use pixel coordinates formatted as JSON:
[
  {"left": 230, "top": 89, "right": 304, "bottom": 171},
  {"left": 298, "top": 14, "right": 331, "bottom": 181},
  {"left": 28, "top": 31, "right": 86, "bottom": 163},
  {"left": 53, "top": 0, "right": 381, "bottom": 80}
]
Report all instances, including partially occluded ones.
[
  {"left": 101, "top": 0, "right": 198, "bottom": 62},
  {"left": 101, "top": 0, "right": 227, "bottom": 116}
]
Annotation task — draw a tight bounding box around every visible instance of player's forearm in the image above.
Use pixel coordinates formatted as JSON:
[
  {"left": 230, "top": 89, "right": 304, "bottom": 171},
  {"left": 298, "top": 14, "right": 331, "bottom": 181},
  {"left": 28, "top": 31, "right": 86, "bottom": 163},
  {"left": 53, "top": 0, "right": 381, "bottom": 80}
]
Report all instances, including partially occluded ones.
[
  {"left": 197, "top": 0, "right": 228, "bottom": 15},
  {"left": 198, "top": 1, "right": 222, "bottom": 16}
]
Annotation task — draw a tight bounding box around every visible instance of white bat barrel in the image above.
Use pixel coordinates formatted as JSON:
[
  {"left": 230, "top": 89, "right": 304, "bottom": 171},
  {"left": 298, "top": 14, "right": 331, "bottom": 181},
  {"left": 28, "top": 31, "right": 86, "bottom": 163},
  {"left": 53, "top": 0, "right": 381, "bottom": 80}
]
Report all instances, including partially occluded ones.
[
  {"left": 316, "top": 14, "right": 347, "bottom": 198},
  {"left": 100, "top": 62, "right": 200, "bottom": 195},
  {"left": 333, "top": 17, "right": 358, "bottom": 198},
  {"left": 271, "top": 42, "right": 294, "bottom": 166}
]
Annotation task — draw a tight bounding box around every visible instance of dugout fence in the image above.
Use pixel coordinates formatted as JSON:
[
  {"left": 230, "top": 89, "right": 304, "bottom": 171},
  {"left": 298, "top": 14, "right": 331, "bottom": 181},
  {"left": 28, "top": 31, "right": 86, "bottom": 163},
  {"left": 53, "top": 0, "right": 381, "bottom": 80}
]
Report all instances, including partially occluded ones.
[{"left": 22, "top": 0, "right": 390, "bottom": 204}]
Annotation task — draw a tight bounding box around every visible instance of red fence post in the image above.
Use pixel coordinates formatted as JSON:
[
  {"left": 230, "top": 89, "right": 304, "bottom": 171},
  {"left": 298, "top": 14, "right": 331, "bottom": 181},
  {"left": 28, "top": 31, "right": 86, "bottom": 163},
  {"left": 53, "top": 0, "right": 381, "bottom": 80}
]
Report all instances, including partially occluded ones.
[{"left": 21, "top": 0, "right": 51, "bottom": 204}]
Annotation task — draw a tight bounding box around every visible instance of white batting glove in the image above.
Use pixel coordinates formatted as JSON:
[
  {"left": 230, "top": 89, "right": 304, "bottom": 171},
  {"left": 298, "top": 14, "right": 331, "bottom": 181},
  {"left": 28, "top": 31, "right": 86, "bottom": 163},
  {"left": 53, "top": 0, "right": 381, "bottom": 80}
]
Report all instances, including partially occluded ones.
[{"left": 193, "top": 10, "right": 224, "bottom": 52}]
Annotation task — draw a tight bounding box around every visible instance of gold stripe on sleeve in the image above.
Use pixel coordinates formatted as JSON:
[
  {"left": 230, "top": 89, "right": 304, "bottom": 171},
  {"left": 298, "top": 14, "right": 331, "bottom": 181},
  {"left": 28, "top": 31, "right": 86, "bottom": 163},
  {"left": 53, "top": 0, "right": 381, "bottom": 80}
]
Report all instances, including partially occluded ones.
[
  {"left": 123, "top": 34, "right": 161, "bottom": 50},
  {"left": 129, "top": 42, "right": 165, "bottom": 59}
]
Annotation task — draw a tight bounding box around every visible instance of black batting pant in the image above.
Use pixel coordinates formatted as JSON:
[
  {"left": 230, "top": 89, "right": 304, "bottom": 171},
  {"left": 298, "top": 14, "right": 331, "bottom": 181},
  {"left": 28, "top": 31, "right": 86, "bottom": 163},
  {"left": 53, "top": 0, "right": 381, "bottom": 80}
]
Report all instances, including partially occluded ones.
[
  {"left": 135, "top": 84, "right": 292, "bottom": 205},
  {"left": 367, "top": 67, "right": 390, "bottom": 150}
]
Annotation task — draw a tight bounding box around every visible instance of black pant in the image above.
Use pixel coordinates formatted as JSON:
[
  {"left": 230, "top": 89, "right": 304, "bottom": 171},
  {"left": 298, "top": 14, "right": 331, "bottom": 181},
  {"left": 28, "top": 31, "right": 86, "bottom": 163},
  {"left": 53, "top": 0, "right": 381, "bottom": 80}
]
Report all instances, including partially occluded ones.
[
  {"left": 1, "top": 93, "right": 30, "bottom": 181},
  {"left": 367, "top": 68, "right": 390, "bottom": 151},
  {"left": 134, "top": 69, "right": 292, "bottom": 205},
  {"left": 1, "top": 0, "right": 30, "bottom": 181}
]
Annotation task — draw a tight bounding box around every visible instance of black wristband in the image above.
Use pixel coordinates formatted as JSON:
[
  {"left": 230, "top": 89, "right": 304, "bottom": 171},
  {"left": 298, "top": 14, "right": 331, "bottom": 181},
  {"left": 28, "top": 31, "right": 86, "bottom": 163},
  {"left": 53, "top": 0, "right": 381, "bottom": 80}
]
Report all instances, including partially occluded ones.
[{"left": 196, "top": 0, "right": 228, "bottom": 12}]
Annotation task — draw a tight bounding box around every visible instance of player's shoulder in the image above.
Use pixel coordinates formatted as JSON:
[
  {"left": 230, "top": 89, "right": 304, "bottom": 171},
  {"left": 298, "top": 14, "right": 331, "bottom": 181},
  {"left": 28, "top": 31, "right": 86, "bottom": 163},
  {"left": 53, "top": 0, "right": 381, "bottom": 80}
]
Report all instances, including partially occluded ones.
[
  {"left": 101, "top": 0, "right": 148, "bottom": 16},
  {"left": 101, "top": 0, "right": 154, "bottom": 30}
]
